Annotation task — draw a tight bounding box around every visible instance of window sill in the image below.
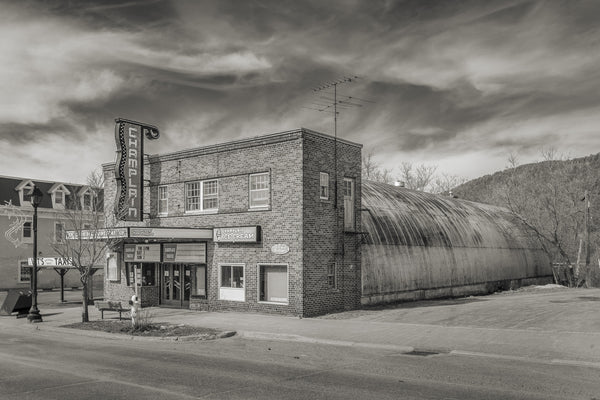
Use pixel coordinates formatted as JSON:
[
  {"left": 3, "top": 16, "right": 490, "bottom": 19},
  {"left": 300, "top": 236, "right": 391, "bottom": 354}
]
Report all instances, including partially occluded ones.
[
  {"left": 258, "top": 300, "right": 289, "bottom": 305},
  {"left": 248, "top": 206, "right": 270, "bottom": 212},
  {"left": 185, "top": 209, "right": 218, "bottom": 215}
]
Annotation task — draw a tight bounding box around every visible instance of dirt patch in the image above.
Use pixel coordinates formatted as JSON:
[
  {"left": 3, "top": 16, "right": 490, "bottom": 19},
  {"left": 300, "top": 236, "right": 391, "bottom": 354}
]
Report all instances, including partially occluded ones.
[{"left": 62, "top": 320, "right": 234, "bottom": 340}]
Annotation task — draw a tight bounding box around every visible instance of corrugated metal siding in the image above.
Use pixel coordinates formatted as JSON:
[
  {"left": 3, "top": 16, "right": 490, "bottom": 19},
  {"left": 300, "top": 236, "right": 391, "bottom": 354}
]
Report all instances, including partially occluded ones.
[{"left": 361, "top": 181, "right": 551, "bottom": 297}]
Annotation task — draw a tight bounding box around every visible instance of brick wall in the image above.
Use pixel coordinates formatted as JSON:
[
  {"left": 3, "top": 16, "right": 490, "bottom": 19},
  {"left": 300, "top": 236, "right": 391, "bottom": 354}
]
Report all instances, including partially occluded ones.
[
  {"left": 302, "top": 132, "right": 362, "bottom": 317},
  {"left": 103, "top": 129, "right": 362, "bottom": 317}
]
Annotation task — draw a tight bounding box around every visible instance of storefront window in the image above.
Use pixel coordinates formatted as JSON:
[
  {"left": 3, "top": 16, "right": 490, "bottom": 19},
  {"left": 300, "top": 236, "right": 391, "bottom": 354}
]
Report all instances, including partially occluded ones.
[
  {"left": 142, "top": 264, "right": 155, "bottom": 286},
  {"left": 259, "top": 264, "right": 288, "bottom": 304},
  {"left": 194, "top": 265, "right": 206, "bottom": 297},
  {"left": 219, "top": 264, "right": 245, "bottom": 302},
  {"left": 126, "top": 263, "right": 157, "bottom": 286}
]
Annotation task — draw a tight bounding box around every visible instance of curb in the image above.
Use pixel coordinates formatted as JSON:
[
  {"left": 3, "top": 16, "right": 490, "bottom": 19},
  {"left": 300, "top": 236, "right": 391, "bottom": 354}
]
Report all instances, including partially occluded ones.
[
  {"left": 239, "top": 331, "right": 415, "bottom": 353},
  {"left": 3, "top": 322, "right": 237, "bottom": 343}
]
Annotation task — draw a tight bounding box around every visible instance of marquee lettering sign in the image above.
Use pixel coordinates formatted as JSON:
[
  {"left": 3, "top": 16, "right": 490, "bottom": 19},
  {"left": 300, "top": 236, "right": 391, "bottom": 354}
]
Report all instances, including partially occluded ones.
[{"left": 114, "top": 118, "right": 160, "bottom": 222}]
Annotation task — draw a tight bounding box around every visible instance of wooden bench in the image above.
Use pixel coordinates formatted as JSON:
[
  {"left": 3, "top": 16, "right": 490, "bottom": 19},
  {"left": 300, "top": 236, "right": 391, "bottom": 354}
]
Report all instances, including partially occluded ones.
[{"left": 95, "top": 301, "right": 129, "bottom": 320}]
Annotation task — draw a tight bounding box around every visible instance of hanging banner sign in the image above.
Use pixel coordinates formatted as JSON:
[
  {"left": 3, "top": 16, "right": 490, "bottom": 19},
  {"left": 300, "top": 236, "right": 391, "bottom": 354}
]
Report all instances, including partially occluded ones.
[
  {"left": 213, "top": 226, "right": 261, "bottom": 243},
  {"left": 114, "top": 118, "right": 160, "bottom": 222}
]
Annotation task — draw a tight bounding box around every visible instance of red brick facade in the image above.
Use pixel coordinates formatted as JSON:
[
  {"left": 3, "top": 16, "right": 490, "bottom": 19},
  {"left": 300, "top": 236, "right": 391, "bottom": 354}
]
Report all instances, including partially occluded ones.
[{"left": 102, "top": 129, "right": 362, "bottom": 317}]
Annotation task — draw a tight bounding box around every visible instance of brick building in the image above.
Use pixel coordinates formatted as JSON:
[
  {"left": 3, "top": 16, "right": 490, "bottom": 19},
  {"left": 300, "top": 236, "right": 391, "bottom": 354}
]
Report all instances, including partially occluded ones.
[{"left": 102, "top": 129, "right": 362, "bottom": 317}]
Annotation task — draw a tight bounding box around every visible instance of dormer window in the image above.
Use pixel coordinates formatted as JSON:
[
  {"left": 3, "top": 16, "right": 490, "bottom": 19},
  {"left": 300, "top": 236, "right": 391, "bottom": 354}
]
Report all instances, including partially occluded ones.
[
  {"left": 79, "top": 187, "right": 95, "bottom": 211},
  {"left": 48, "top": 183, "right": 71, "bottom": 210},
  {"left": 15, "top": 180, "right": 35, "bottom": 207}
]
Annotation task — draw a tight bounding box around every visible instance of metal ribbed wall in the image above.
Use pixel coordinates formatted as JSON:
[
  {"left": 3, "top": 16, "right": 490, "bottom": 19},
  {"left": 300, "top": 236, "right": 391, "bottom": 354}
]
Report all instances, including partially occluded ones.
[{"left": 361, "top": 181, "right": 551, "bottom": 302}]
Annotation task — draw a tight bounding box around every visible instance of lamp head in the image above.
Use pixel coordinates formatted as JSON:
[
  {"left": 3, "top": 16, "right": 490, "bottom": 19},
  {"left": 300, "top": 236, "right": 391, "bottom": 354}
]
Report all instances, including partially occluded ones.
[{"left": 28, "top": 186, "right": 44, "bottom": 207}]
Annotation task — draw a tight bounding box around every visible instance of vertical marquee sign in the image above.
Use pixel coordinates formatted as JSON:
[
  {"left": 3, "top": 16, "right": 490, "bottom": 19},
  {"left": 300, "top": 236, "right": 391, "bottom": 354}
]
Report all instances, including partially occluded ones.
[{"left": 114, "top": 118, "right": 160, "bottom": 221}]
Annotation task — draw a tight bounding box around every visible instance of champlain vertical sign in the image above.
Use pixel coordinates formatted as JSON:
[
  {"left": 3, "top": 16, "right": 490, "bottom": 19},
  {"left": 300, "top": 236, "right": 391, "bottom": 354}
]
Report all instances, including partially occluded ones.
[{"left": 114, "top": 118, "right": 160, "bottom": 221}]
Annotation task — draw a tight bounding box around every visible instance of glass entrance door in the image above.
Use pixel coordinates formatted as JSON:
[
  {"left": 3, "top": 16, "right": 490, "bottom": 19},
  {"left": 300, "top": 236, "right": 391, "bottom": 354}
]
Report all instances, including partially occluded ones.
[{"left": 161, "top": 264, "right": 191, "bottom": 307}]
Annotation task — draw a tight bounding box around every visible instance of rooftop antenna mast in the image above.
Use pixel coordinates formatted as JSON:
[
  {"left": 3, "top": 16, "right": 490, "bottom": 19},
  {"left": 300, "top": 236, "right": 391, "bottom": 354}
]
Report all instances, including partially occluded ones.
[{"left": 308, "top": 76, "right": 372, "bottom": 208}]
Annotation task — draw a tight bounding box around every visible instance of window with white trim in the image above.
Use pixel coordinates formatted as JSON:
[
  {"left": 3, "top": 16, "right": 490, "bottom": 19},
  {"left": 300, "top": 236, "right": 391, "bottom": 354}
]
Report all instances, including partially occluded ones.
[
  {"left": 50, "top": 184, "right": 70, "bottom": 209},
  {"left": 19, "top": 181, "right": 35, "bottom": 206},
  {"left": 54, "top": 222, "right": 65, "bottom": 243},
  {"left": 327, "top": 263, "right": 337, "bottom": 289},
  {"left": 259, "top": 264, "right": 288, "bottom": 304},
  {"left": 219, "top": 264, "right": 245, "bottom": 301},
  {"left": 249, "top": 173, "right": 270, "bottom": 208},
  {"left": 320, "top": 172, "right": 329, "bottom": 200},
  {"left": 158, "top": 185, "right": 168, "bottom": 215},
  {"left": 54, "top": 190, "right": 64, "bottom": 207},
  {"left": 19, "top": 261, "right": 32, "bottom": 283},
  {"left": 185, "top": 180, "right": 218, "bottom": 212}
]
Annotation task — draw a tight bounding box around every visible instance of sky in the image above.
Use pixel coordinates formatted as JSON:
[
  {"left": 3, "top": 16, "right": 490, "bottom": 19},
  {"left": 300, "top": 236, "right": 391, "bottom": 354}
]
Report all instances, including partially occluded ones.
[{"left": 2, "top": 0, "right": 600, "bottom": 184}]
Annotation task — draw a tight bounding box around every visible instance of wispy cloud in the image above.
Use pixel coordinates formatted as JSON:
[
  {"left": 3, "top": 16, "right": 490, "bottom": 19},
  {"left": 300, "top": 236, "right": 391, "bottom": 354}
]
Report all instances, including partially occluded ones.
[{"left": 2, "top": 0, "right": 600, "bottom": 182}]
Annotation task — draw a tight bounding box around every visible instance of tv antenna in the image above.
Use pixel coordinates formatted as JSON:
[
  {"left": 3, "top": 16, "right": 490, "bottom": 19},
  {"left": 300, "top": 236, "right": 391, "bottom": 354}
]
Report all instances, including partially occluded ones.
[
  {"left": 306, "top": 76, "right": 373, "bottom": 209},
  {"left": 307, "top": 76, "right": 373, "bottom": 139}
]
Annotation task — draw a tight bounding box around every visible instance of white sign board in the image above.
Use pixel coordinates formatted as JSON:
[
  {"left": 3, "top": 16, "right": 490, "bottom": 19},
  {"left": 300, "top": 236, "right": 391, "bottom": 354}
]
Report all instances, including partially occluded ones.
[{"left": 28, "top": 257, "right": 73, "bottom": 267}]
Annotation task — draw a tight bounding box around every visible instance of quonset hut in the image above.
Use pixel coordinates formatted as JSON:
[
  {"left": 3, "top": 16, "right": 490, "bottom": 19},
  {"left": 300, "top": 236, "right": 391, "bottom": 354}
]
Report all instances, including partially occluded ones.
[
  {"left": 100, "top": 127, "right": 552, "bottom": 317},
  {"left": 361, "top": 180, "right": 552, "bottom": 305}
]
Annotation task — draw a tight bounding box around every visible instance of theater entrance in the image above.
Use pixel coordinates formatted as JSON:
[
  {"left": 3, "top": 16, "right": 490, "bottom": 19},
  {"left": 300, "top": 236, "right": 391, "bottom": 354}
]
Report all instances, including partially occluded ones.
[{"left": 161, "top": 264, "right": 191, "bottom": 308}]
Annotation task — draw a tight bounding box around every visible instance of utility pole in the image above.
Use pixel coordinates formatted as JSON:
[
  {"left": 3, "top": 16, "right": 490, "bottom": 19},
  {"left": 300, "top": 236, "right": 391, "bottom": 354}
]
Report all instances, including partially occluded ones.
[{"left": 584, "top": 190, "right": 591, "bottom": 286}]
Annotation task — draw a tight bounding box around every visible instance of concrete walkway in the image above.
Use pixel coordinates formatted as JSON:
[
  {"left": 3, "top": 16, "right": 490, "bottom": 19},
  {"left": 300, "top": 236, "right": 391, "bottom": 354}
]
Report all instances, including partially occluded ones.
[{"left": 2, "top": 286, "right": 599, "bottom": 367}]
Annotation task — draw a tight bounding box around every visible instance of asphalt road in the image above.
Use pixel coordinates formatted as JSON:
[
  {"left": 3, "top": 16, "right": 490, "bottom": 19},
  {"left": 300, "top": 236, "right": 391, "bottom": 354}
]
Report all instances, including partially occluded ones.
[{"left": 0, "top": 324, "right": 598, "bottom": 399}]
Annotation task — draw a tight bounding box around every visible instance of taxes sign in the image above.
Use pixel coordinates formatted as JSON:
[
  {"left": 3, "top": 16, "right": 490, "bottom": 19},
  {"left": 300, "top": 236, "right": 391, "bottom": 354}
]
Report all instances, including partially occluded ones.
[{"left": 28, "top": 257, "right": 73, "bottom": 267}]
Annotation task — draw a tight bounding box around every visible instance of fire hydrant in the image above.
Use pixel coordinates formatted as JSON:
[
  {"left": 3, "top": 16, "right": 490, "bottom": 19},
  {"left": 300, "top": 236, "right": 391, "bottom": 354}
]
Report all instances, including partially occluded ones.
[{"left": 129, "top": 294, "right": 140, "bottom": 327}]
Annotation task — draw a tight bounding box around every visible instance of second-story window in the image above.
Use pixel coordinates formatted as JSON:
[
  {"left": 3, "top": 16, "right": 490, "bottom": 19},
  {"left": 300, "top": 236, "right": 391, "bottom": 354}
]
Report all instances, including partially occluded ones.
[
  {"left": 158, "top": 185, "right": 168, "bottom": 215},
  {"left": 249, "top": 172, "right": 270, "bottom": 209},
  {"left": 22, "top": 221, "right": 32, "bottom": 243},
  {"left": 320, "top": 172, "right": 329, "bottom": 200},
  {"left": 186, "top": 180, "right": 218, "bottom": 212},
  {"left": 55, "top": 222, "right": 65, "bottom": 243}
]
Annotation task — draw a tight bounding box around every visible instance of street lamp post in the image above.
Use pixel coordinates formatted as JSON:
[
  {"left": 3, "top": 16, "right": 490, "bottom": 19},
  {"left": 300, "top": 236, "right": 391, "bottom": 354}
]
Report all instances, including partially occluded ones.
[{"left": 27, "top": 185, "right": 43, "bottom": 323}]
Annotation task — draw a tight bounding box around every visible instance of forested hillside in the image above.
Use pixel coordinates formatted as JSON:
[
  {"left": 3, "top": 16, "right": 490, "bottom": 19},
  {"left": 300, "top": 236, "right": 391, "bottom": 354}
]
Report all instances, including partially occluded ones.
[{"left": 453, "top": 153, "right": 600, "bottom": 287}]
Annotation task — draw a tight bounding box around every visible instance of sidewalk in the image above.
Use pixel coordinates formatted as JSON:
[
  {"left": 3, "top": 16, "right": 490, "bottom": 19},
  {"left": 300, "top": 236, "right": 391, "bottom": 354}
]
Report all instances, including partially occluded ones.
[{"left": 2, "top": 286, "right": 600, "bottom": 367}]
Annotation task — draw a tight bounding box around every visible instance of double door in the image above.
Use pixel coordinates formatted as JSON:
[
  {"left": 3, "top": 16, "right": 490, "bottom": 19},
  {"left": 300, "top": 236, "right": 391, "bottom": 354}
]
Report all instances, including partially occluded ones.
[{"left": 161, "top": 264, "right": 191, "bottom": 307}]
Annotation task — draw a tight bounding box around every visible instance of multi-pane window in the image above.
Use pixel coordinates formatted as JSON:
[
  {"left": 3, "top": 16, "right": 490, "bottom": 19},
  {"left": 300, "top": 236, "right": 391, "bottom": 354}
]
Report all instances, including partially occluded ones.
[
  {"left": 55, "top": 222, "right": 65, "bottom": 243},
  {"left": 186, "top": 180, "right": 218, "bottom": 212},
  {"left": 249, "top": 173, "right": 270, "bottom": 208},
  {"left": 327, "top": 263, "right": 337, "bottom": 289},
  {"left": 158, "top": 185, "right": 168, "bottom": 215},
  {"left": 19, "top": 261, "right": 32, "bottom": 283},
  {"left": 320, "top": 172, "right": 329, "bottom": 200},
  {"left": 203, "top": 180, "right": 218, "bottom": 210}
]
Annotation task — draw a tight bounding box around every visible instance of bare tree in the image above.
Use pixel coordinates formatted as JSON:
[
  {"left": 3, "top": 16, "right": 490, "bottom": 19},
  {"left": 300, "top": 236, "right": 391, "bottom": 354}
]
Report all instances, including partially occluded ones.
[
  {"left": 362, "top": 151, "right": 394, "bottom": 184},
  {"left": 431, "top": 173, "right": 468, "bottom": 195},
  {"left": 398, "top": 162, "right": 437, "bottom": 191},
  {"left": 51, "top": 170, "right": 118, "bottom": 322}
]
